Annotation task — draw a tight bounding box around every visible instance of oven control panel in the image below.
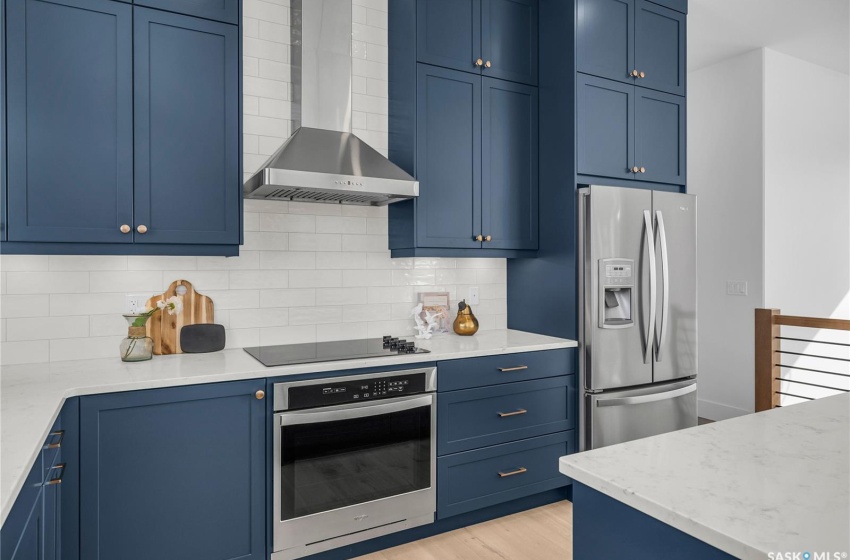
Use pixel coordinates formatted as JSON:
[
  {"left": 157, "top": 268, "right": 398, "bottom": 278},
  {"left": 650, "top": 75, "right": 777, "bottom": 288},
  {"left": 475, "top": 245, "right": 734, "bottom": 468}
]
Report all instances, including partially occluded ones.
[{"left": 286, "top": 372, "right": 428, "bottom": 410}]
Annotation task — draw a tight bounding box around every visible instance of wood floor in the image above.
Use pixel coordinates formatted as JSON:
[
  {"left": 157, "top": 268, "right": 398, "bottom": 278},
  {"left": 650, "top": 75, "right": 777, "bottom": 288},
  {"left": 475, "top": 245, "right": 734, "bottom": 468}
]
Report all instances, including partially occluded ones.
[{"left": 355, "top": 501, "right": 573, "bottom": 560}]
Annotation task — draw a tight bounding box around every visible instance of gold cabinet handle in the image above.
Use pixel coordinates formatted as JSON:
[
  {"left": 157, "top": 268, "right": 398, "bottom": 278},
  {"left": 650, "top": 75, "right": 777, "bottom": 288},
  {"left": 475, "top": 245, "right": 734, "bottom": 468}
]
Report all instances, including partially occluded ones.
[
  {"left": 120, "top": 224, "right": 131, "bottom": 234},
  {"left": 44, "top": 464, "right": 66, "bottom": 486},
  {"left": 499, "top": 365, "right": 528, "bottom": 372},
  {"left": 45, "top": 430, "right": 65, "bottom": 450},
  {"left": 484, "top": 60, "right": 492, "bottom": 68},
  {"left": 484, "top": 235, "right": 492, "bottom": 242},
  {"left": 632, "top": 166, "right": 639, "bottom": 173},
  {"left": 631, "top": 69, "right": 639, "bottom": 77},
  {"left": 136, "top": 225, "right": 148, "bottom": 234},
  {"left": 475, "top": 234, "right": 484, "bottom": 242},
  {"left": 498, "top": 409, "right": 527, "bottom": 417},
  {"left": 639, "top": 167, "right": 646, "bottom": 173},
  {"left": 475, "top": 58, "right": 484, "bottom": 67},
  {"left": 498, "top": 467, "right": 527, "bottom": 478},
  {"left": 639, "top": 71, "right": 646, "bottom": 78},
  {"left": 255, "top": 390, "right": 265, "bottom": 400}
]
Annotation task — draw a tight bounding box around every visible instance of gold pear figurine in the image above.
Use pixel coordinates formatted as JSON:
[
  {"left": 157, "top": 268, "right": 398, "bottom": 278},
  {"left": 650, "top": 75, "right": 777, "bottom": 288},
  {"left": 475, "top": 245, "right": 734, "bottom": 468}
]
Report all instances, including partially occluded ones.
[{"left": 453, "top": 300, "right": 479, "bottom": 336}]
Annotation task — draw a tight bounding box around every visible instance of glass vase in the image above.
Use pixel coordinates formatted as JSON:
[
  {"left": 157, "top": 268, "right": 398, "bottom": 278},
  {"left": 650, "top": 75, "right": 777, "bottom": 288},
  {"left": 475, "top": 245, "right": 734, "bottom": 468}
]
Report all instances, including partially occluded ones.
[{"left": 120, "top": 314, "right": 154, "bottom": 362}]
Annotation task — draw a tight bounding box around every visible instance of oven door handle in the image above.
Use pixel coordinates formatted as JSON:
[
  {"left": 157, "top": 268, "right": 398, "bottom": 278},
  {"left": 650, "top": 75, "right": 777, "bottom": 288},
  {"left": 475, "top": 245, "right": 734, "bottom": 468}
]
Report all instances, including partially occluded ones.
[{"left": 278, "top": 394, "right": 433, "bottom": 426}]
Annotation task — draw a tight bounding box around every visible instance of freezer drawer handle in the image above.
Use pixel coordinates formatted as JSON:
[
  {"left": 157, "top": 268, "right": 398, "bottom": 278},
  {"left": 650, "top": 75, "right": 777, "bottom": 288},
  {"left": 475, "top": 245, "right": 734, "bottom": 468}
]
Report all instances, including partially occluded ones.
[
  {"left": 596, "top": 384, "right": 696, "bottom": 407},
  {"left": 498, "top": 467, "right": 527, "bottom": 478},
  {"left": 498, "top": 365, "right": 528, "bottom": 372},
  {"left": 497, "top": 409, "right": 527, "bottom": 418}
]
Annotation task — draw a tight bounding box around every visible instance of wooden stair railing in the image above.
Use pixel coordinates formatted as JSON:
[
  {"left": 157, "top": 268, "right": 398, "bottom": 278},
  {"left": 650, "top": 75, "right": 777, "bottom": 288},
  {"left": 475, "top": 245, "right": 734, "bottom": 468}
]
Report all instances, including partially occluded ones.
[{"left": 755, "top": 308, "right": 850, "bottom": 412}]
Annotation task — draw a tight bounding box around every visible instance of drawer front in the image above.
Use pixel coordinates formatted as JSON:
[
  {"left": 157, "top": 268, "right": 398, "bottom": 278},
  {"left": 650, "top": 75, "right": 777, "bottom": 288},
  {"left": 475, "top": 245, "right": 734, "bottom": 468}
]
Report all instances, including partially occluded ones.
[
  {"left": 438, "top": 348, "right": 574, "bottom": 391},
  {"left": 0, "top": 453, "right": 43, "bottom": 559},
  {"left": 437, "top": 431, "right": 575, "bottom": 519},
  {"left": 438, "top": 375, "right": 575, "bottom": 455},
  {"left": 133, "top": 0, "right": 239, "bottom": 24}
]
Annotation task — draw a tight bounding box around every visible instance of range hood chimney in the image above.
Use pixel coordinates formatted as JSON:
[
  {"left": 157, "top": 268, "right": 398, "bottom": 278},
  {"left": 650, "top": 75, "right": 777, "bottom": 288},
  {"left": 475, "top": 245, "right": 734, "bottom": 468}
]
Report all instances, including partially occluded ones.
[{"left": 243, "top": 0, "right": 418, "bottom": 206}]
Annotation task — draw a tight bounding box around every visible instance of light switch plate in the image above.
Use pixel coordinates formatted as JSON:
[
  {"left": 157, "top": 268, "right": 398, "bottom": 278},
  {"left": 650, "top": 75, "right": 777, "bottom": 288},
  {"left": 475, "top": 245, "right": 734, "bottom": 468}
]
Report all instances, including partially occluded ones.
[{"left": 726, "top": 281, "right": 748, "bottom": 296}]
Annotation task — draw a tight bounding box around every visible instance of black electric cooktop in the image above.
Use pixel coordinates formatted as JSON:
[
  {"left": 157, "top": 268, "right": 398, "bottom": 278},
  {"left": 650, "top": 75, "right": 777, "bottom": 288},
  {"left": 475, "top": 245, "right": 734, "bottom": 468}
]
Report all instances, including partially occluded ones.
[{"left": 243, "top": 336, "right": 430, "bottom": 367}]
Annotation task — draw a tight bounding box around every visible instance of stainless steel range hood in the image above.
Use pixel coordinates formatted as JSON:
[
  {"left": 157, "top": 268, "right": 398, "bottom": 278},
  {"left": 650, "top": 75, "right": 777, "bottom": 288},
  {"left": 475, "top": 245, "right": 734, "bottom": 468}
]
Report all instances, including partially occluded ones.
[{"left": 243, "top": 0, "right": 418, "bottom": 206}]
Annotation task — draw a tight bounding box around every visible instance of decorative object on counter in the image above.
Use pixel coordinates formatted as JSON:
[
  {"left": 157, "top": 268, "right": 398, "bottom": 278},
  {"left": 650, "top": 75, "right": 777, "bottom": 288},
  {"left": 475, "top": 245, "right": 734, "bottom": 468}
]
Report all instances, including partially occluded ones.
[
  {"left": 453, "top": 300, "right": 479, "bottom": 336},
  {"left": 418, "top": 292, "right": 451, "bottom": 333},
  {"left": 146, "top": 280, "right": 214, "bottom": 355},
  {"left": 180, "top": 324, "right": 226, "bottom": 353},
  {"left": 119, "top": 297, "right": 183, "bottom": 362},
  {"left": 411, "top": 303, "right": 441, "bottom": 339}
]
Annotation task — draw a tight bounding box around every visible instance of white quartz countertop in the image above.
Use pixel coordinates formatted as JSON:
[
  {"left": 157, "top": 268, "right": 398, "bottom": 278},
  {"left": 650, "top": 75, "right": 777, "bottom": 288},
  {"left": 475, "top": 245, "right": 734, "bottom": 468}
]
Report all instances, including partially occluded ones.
[
  {"left": 0, "top": 329, "right": 575, "bottom": 525},
  {"left": 559, "top": 393, "right": 850, "bottom": 559}
]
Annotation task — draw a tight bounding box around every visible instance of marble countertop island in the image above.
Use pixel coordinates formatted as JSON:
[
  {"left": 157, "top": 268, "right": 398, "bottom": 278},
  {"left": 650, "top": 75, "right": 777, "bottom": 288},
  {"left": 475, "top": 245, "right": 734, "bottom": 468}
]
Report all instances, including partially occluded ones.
[
  {"left": 1, "top": 329, "right": 575, "bottom": 525},
  {"left": 560, "top": 393, "right": 850, "bottom": 559}
]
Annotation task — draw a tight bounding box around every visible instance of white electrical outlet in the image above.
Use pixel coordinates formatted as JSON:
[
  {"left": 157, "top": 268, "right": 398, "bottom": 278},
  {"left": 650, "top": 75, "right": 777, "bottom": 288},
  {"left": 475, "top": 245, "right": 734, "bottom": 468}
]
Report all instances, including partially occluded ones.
[
  {"left": 468, "top": 286, "right": 480, "bottom": 305},
  {"left": 125, "top": 294, "right": 149, "bottom": 314},
  {"left": 726, "top": 281, "right": 748, "bottom": 296}
]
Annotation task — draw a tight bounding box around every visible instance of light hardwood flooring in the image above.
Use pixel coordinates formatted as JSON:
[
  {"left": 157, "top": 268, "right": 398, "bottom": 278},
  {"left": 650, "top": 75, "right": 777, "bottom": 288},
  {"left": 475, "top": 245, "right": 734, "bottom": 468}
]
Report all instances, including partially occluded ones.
[{"left": 355, "top": 501, "right": 573, "bottom": 560}]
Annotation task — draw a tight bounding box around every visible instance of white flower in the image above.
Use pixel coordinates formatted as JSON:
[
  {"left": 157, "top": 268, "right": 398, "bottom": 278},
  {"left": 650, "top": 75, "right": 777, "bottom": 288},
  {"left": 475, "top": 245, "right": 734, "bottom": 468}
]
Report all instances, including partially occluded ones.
[
  {"left": 156, "top": 300, "right": 167, "bottom": 310},
  {"left": 165, "top": 295, "right": 183, "bottom": 316}
]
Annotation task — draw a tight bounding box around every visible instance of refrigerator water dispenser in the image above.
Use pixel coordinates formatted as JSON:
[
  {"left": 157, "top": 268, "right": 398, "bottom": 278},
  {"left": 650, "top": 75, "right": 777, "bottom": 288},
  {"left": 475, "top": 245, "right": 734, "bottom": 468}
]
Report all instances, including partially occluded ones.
[{"left": 599, "top": 258, "right": 634, "bottom": 328}]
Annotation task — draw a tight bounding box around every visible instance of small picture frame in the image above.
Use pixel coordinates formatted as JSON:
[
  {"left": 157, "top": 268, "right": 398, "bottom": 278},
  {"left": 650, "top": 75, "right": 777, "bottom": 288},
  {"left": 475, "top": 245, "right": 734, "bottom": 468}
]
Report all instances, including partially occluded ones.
[{"left": 418, "top": 292, "right": 451, "bottom": 334}]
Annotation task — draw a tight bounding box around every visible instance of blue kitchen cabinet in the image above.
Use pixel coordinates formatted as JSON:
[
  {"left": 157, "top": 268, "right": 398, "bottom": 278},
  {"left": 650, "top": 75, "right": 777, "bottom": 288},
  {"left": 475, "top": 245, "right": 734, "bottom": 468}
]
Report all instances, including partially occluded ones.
[
  {"left": 133, "top": 0, "right": 239, "bottom": 24},
  {"left": 134, "top": 8, "right": 241, "bottom": 246},
  {"left": 481, "top": 77, "right": 538, "bottom": 250},
  {"left": 577, "top": 73, "right": 635, "bottom": 180},
  {"left": 4, "top": 0, "right": 134, "bottom": 244},
  {"left": 635, "top": 87, "right": 686, "bottom": 185},
  {"left": 577, "top": 0, "right": 685, "bottom": 96},
  {"left": 79, "top": 381, "right": 266, "bottom": 560},
  {"left": 416, "top": 0, "right": 537, "bottom": 86}
]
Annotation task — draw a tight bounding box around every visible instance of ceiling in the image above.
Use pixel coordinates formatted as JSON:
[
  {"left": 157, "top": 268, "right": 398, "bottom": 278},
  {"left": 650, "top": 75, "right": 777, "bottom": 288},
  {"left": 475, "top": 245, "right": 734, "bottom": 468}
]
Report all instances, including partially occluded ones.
[{"left": 688, "top": 0, "right": 850, "bottom": 75}]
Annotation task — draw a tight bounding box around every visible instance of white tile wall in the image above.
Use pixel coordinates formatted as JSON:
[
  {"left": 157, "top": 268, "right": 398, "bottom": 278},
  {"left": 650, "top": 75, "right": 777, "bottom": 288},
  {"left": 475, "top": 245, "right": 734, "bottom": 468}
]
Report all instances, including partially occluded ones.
[{"left": 0, "top": 0, "right": 508, "bottom": 365}]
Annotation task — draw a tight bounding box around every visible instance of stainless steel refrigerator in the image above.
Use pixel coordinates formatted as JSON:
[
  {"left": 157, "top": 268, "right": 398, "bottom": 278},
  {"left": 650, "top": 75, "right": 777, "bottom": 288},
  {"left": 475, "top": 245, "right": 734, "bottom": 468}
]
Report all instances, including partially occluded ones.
[{"left": 579, "top": 185, "right": 698, "bottom": 450}]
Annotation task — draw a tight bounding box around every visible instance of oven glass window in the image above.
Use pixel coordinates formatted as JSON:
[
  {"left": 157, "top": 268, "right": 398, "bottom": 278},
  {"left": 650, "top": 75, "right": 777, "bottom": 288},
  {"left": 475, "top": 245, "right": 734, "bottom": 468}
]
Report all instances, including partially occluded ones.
[{"left": 280, "top": 403, "right": 431, "bottom": 520}]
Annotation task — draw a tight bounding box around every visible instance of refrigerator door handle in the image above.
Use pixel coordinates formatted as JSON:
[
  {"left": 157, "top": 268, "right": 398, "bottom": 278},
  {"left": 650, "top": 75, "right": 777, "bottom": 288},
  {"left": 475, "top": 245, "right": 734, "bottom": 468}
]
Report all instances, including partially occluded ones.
[
  {"left": 655, "top": 210, "right": 670, "bottom": 362},
  {"left": 643, "top": 210, "right": 657, "bottom": 364},
  {"left": 596, "top": 383, "right": 696, "bottom": 407}
]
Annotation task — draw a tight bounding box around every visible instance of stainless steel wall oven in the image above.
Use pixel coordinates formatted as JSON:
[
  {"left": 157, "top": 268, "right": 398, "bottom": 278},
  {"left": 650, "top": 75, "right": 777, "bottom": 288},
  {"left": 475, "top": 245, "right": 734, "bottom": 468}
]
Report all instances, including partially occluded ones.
[{"left": 272, "top": 367, "right": 437, "bottom": 560}]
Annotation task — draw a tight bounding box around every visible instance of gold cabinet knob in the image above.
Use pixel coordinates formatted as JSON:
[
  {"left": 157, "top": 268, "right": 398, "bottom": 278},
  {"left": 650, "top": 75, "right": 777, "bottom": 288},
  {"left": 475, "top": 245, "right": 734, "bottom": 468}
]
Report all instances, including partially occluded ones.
[
  {"left": 639, "top": 71, "right": 646, "bottom": 78},
  {"left": 484, "top": 235, "right": 492, "bottom": 242},
  {"left": 120, "top": 224, "right": 131, "bottom": 234},
  {"left": 484, "top": 60, "right": 492, "bottom": 68},
  {"left": 475, "top": 58, "right": 484, "bottom": 67},
  {"left": 136, "top": 225, "right": 148, "bottom": 234},
  {"left": 631, "top": 69, "right": 639, "bottom": 77},
  {"left": 639, "top": 167, "right": 646, "bottom": 173},
  {"left": 255, "top": 390, "right": 265, "bottom": 400},
  {"left": 475, "top": 234, "right": 484, "bottom": 242},
  {"left": 632, "top": 166, "right": 639, "bottom": 173}
]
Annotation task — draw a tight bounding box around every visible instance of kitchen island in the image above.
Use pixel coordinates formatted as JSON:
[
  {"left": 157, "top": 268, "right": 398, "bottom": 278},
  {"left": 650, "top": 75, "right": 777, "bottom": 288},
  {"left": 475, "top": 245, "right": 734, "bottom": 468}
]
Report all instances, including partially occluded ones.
[{"left": 560, "top": 393, "right": 850, "bottom": 559}]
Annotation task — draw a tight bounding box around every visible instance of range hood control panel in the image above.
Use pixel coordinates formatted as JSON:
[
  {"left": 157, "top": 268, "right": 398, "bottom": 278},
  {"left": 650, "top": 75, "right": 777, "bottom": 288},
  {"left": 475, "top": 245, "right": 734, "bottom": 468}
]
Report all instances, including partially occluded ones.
[{"left": 599, "top": 258, "right": 634, "bottom": 329}]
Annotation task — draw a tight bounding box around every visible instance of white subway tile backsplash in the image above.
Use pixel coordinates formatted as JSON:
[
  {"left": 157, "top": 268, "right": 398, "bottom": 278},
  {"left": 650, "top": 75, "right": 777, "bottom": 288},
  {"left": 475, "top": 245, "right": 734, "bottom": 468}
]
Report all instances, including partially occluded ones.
[{"left": 0, "top": 0, "right": 508, "bottom": 364}]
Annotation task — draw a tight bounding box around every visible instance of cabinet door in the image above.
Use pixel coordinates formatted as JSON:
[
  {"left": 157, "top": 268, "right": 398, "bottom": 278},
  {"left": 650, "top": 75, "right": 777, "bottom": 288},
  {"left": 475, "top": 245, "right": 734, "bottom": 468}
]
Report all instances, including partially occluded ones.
[
  {"left": 134, "top": 8, "right": 240, "bottom": 245},
  {"left": 416, "top": 65, "right": 482, "bottom": 249},
  {"left": 80, "top": 381, "right": 266, "bottom": 560},
  {"left": 481, "top": 78, "right": 538, "bottom": 250},
  {"left": 635, "top": 0, "right": 685, "bottom": 96},
  {"left": 635, "top": 88, "right": 685, "bottom": 185},
  {"left": 576, "top": 0, "right": 634, "bottom": 85},
  {"left": 42, "top": 483, "right": 58, "bottom": 560},
  {"left": 481, "top": 0, "right": 538, "bottom": 85},
  {"left": 132, "top": 0, "right": 239, "bottom": 24},
  {"left": 5, "top": 0, "right": 133, "bottom": 243},
  {"left": 577, "top": 74, "right": 635, "bottom": 180},
  {"left": 417, "top": 0, "right": 481, "bottom": 74}
]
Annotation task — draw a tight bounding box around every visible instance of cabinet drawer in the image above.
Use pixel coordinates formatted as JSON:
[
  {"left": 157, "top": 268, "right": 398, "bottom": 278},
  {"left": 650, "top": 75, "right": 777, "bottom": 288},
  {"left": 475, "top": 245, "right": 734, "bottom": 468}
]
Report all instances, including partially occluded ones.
[
  {"left": 438, "top": 375, "right": 575, "bottom": 454},
  {"left": 438, "top": 348, "right": 573, "bottom": 391},
  {"left": 437, "top": 431, "right": 575, "bottom": 519},
  {"left": 133, "top": 0, "right": 239, "bottom": 24},
  {"left": 0, "top": 453, "right": 43, "bottom": 559}
]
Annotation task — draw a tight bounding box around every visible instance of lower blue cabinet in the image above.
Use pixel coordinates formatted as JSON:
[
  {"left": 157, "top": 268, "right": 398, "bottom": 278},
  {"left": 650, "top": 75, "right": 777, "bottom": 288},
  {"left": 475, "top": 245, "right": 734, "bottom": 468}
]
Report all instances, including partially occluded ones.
[
  {"left": 79, "top": 381, "right": 266, "bottom": 560},
  {"left": 437, "top": 431, "right": 575, "bottom": 519}
]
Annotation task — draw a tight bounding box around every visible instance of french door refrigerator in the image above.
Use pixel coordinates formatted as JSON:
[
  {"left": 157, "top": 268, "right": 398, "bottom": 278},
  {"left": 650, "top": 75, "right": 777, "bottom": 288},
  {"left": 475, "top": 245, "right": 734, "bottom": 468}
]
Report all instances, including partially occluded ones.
[{"left": 579, "top": 185, "right": 697, "bottom": 450}]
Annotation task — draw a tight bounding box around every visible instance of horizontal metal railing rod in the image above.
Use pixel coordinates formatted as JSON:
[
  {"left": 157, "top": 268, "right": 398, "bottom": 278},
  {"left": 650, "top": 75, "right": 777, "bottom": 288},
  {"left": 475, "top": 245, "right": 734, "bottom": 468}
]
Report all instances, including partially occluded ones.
[
  {"left": 776, "top": 350, "right": 850, "bottom": 362},
  {"left": 775, "top": 390, "right": 814, "bottom": 400},
  {"left": 775, "top": 377, "right": 850, "bottom": 392},
  {"left": 777, "top": 364, "right": 850, "bottom": 378},
  {"left": 776, "top": 336, "right": 850, "bottom": 348}
]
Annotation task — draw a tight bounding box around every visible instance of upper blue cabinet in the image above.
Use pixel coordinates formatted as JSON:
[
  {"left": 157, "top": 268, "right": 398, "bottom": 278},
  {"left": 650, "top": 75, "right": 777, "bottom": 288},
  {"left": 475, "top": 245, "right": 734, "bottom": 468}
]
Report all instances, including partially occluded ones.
[
  {"left": 577, "top": 0, "right": 685, "bottom": 96},
  {"left": 417, "top": 0, "right": 538, "bottom": 86},
  {"left": 2, "top": 0, "right": 242, "bottom": 255},
  {"left": 133, "top": 0, "right": 239, "bottom": 24}
]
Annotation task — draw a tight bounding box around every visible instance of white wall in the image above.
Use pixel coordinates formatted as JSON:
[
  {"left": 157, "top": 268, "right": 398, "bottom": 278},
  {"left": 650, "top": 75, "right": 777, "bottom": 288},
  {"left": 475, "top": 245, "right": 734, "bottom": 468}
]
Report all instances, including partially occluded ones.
[
  {"left": 0, "top": 0, "right": 509, "bottom": 365},
  {"left": 688, "top": 49, "right": 766, "bottom": 420}
]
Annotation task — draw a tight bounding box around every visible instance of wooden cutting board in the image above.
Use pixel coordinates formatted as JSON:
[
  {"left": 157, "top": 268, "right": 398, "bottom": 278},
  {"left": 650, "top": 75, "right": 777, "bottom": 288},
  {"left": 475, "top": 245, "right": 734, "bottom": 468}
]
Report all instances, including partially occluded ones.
[{"left": 145, "top": 280, "right": 214, "bottom": 355}]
